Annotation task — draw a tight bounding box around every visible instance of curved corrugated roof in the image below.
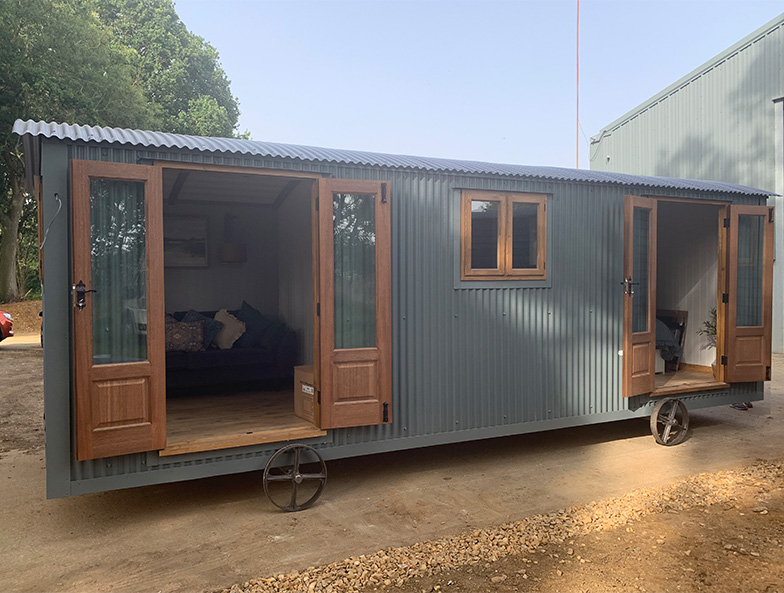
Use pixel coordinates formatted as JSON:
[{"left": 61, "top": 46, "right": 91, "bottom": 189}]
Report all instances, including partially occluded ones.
[{"left": 13, "top": 119, "right": 773, "bottom": 196}]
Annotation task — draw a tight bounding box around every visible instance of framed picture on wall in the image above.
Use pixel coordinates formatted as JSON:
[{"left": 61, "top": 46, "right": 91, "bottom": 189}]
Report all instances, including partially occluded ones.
[{"left": 164, "top": 217, "right": 209, "bottom": 267}]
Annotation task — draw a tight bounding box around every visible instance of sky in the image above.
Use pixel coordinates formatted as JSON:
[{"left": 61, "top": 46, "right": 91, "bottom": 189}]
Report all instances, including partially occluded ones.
[{"left": 174, "top": 0, "right": 783, "bottom": 170}]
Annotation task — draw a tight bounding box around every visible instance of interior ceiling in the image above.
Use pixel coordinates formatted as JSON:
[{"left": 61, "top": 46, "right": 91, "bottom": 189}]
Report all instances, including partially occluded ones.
[{"left": 162, "top": 168, "right": 307, "bottom": 205}]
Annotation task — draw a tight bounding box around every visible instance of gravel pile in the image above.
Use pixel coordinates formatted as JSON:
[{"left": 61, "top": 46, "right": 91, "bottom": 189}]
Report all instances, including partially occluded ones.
[{"left": 221, "top": 459, "right": 784, "bottom": 593}]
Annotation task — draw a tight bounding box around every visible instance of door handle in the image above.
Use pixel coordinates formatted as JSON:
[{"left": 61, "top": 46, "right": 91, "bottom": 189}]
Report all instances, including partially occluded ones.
[
  {"left": 622, "top": 277, "right": 639, "bottom": 296},
  {"left": 73, "top": 280, "right": 97, "bottom": 311}
]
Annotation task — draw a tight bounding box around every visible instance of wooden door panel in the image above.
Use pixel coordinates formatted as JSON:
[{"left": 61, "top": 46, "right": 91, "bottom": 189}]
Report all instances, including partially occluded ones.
[
  {"left": 623, "top": 195, "right": 657, "bottom": 397},
  {"left": 92, "top": 378, "right": 150, "bottom": 428},
  {"left": 318, "top": 178, "right": 392, "bottom": 429},
  {"left": 71, "top": 160, "right": 165, "bottom": 460},
  {"left": 631, "top": 342, "right": 653, "bottom": 375},
  {"left": 724, "top": 205, "right": 773, "bottom": 383}
]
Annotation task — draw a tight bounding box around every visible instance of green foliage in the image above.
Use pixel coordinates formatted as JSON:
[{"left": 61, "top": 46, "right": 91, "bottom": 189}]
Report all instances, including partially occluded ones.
[
  {"left": 0, "top": 0, "right": 245, "bottom": 301},
  {"left": 91, "top": 0, "right": 241, "bottom": 138},
  {"left": 696, "top": 307, "right": 717, "bottom": 349},
  {"left": 16, "top": 195, "right": 41, "bottom": 298}
]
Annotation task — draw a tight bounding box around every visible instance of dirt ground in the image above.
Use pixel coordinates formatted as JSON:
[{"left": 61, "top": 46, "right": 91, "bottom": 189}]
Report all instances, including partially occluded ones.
[
  {"left": 2, "top": 301, "right": 784, "bottom": 593},
  {"left": 0, "top": 299, "right": 42, "bottom": 335}
]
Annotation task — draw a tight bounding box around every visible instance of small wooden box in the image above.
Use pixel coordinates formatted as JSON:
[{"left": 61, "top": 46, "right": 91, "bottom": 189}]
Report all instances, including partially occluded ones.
[{"left": 294, "top": 365, "right": 315, "bottom": 423}]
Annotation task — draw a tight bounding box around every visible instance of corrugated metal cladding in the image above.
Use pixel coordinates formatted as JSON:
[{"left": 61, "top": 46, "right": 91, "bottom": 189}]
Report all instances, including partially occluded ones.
[
  {"left": 59, "top": 140, "right": 765, "bottom": 490},
  {"left": 589, "top": 13, "right": 784, "bottom": 192},
  {"left": 14, "top": 119, "right": 772, "bottom": 196}
]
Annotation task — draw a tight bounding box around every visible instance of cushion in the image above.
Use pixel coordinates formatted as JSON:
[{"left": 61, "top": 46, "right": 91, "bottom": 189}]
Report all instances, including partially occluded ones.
[
  {"left": 165, "top": 321, "right": 204, "bottom": 352},
  {"left": 213, "top": 309, "right": 246, "bottom": 350},
  {"left": 258, "top": 320, "right": 287, "bottom": 352},
  {"left": 234, "top": 300, "right": 273, "bottom": 348},
  {"left": 182, "top": 309, "right": 224, "bottom": 350},
  {"left": 165, "top": 313, "right": 178, "bottom": 324}
]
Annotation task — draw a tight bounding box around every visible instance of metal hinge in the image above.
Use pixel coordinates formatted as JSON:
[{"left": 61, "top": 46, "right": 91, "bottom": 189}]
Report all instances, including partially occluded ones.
[
  {"left": 722, "top": 293, "right": 729, "bottom": 303},
  {"left": 766, "top": 366, "right": 771, "bottom": 381},
  {"left": 383, "top": 402, "right": 389, "bottom": 423},
  {"left": 770, "top": 208, "right": 775, "bottom": 223},
  {"left": 721, "top": 355, "right": 728, "bottom": 366},
  {"left": 317, "top": 391, "right": 321, "bottom": 404},
  {"left": 316, "top": 302, "right": 320, "bottom": 317},
  {"left": 723, "top": 217, "right": 730, "bottom": 228},
  {"left": 315, "top": 196, "right": 319, "bottom": 211},
  {"left": 381, "top": 183, "right": 388, "bottom": 204}
]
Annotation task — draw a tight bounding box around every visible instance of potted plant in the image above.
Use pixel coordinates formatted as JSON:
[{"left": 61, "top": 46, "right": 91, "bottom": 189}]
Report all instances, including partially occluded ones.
[{"left": 697, "top": 308, "right": 717, "bottom": 376}]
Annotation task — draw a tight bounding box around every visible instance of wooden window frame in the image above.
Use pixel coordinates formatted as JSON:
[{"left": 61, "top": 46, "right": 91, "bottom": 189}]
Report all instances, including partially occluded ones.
[{"left": 461, "top": 190, "right": 547, "bottom": 280}]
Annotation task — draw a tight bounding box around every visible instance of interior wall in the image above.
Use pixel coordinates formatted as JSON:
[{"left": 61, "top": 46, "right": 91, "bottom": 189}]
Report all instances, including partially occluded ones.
[
  {"left": 657, "top": 202, "right": 719, "bottom": 366},
  {"left": 277, "top": 183, "right": 314, "bottom": 365},
  {"left": 163, "top": 201, "right": 278, "bottom": 314}
]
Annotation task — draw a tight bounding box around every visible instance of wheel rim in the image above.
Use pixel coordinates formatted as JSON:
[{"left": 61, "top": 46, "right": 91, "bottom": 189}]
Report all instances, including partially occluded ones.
[
  {"left": 650, "top": 398, "right": 689, "bottom": 446},
  {"left": 263, "top": 444, "right": 327, "bottom": 511}
]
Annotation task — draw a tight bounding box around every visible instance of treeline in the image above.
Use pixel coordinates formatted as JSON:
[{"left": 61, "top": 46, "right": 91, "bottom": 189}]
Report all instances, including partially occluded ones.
[{"left": 0, "top": 0, "right": 246, "bottom": 302}]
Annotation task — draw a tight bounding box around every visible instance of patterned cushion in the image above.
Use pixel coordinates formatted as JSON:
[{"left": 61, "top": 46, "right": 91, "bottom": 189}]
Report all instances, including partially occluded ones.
[
  {"left": 165, "top": 321, "right": 204, "bottom": 352},
  {"left": 182, "top": 310, "right": 224, "bottom": 349}
]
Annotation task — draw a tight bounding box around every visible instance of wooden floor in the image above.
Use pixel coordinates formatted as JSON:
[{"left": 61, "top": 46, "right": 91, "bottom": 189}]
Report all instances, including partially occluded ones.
[
  {"left": 161, "top": 390, "right": 326, "bottom": 457},
  {"left": 653, "top": 367, "right": 729, "bottom": 396}
]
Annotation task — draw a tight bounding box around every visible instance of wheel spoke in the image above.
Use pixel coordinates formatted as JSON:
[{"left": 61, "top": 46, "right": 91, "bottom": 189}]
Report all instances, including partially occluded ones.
[
  {"left": 667, "top": 403, "right": 678, "bottom": 423},
  {"left": 266, "top": 473, "right": 294, "bottom": 482},
  {"left": 662, "top": 423, "right": 672, "bottom": 443},
  {"left": 299, "top": 473, "right": 327, "bottom": 481},
  {"left": 292, "top": 446, "right": 301, "bottom": 475},
  {"left": 289, "top": 480, "right": 299, "bottom": 510}
]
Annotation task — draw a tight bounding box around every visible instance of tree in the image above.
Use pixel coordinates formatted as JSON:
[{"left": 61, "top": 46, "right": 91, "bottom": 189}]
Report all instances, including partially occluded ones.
[
  {"left": 0, "top": 0, "right": 153, "bottom": 302},
  {"left": 0, "top": 0, "right": 244, "bottom": 302},
  {"left": 92, "top": 0, "right": 241, "bottom": 138}
]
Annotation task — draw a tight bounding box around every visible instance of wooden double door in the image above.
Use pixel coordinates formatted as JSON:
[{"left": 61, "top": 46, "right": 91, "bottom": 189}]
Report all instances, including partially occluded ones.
[
  {"left": 623, "top": 196, "right": 774, "bottom": 397},
  {"left": 71, "top": 161, "right": 391, "bottom": 461}
]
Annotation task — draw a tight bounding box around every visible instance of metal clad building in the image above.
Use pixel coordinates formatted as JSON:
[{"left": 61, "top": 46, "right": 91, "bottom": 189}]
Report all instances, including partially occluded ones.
[
  {"left": 590, "top": 12, "right": 784, "bottom": 350},
  {"left": 14, "top": 120, "right": 773, "bottom": 499}
]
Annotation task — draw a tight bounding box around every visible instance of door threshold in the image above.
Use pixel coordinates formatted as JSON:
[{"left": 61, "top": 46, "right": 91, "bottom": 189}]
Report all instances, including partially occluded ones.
[
  {"left": 160, "top": 425, "right": 327, "bottom": 457},
  {"left": 651, "top": 380, "right": 729, "bottom": 397},
  {"left": 161, "top": 389, "right": 325, "bottom": 457}
]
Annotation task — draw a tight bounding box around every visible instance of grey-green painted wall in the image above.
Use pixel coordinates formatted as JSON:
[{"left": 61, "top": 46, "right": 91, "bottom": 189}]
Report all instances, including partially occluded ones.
[{"left": 39, "top": 139, "right": 764, "bottom": 498}]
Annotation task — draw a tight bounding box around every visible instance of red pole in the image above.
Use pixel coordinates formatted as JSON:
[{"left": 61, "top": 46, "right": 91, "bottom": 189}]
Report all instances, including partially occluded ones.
[{"left": 576, "top": 0, "right": 580, "bottom": 169}]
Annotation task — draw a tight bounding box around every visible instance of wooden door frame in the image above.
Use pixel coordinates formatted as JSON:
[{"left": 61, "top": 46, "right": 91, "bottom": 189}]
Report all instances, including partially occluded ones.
[
  {"left": 623, "top": 195, "right": 657, "bottom": 397},
  {"left": 317, "top": 178, "right": 392, "bottom": 429},
  {"left": 71, "top": 160, "right": 166, "bottom": 460},
  {"left": 723, "top": 204, "right": 774, "bottom": 382}
]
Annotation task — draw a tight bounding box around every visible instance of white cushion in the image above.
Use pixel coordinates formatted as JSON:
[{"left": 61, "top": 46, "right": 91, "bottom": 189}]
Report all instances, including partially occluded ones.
[{"left": 212, "top": 309, "right": 246, "bottom": 350}]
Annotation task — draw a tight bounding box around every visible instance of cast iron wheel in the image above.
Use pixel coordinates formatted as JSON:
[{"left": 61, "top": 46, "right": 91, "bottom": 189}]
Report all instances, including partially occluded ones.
[
  {"left": 263, "top": 444, "right": 327, "bottom": 511},
  {"left": 650, "top": 397, "right": 689, "bottom": 446}
]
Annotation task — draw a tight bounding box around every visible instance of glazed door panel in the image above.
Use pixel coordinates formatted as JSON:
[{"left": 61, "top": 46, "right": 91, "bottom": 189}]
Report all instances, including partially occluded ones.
[
  {"left": 318, "top": 179, "right": 391, "bottom": 429},
  {"left": 71, "top": 160, "right": 165, "bottom": 460},
  {"left": 724, "top": 206, "right": 773, "bottom": 382},
  {"left": 623, "top": 196, "right": 657, "bottom": 397}
]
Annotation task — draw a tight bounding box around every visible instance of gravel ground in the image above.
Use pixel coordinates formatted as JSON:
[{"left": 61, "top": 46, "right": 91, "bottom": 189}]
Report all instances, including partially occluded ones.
[{"left": 221, "top": 460, "right": 784, "bottom": 593}]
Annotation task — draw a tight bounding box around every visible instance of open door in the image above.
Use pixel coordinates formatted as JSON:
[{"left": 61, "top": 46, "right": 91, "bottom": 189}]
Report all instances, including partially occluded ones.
[
  {"left": 318, "top": 179, "right": 391, "bottom": 429},
  {"left": 71, "top": 160, "right": 165, "bottom": 460},
  {"left": 623, "top": 196, "right": 657, "bottom": 396},
  {"left": 723, "top": 205, "right": 774, "bottom": 382}
]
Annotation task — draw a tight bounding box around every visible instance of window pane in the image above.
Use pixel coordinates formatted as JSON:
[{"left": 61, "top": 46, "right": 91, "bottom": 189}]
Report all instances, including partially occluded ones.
[
  {"left": 333, "top": 192, "right": 376, "bottom": 349},
  {"left": 90, "top": 179, "right": 148, "bottom": 364},
  {"left": 736, "top": 214, "right": 764, "bottom": 327},
  {"left": 632, "top": 208, "right": 649, "bottom": 333},
  {"left": 470, "top": 200, "right": 498, "bottom": 269},
  {"left": 512, "top": 202, "right": 539, "bottom": 269}
]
